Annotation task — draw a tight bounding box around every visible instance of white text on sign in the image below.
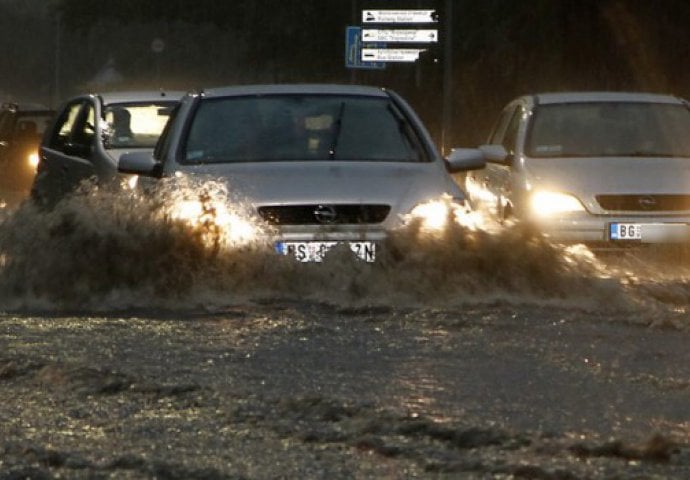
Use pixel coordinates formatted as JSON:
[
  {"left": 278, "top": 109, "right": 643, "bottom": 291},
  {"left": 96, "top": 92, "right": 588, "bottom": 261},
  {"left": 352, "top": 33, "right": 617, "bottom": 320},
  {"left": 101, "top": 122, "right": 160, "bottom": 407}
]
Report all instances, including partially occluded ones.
[
  {"left": 361, "top": 48, "right": 427, "bottom": 62},
  {"left": 362, "top": 10, "right": 437, "bottom": 24},
  {"left": 362, "top": 29, "right": 438, "bottom": 43}
]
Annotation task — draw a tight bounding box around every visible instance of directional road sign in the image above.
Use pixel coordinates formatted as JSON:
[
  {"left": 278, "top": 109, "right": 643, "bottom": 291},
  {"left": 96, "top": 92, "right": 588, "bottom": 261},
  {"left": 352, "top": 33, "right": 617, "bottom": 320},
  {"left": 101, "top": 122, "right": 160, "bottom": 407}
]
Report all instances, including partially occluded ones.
[
  {"left": 362, "top": 10, "right": 438, "bottom": 24},
  {"left": 361, "top": 48, "right": 427, "bottom": 63},
  {"left": 345, "top": 26, "right": 385, "bottom": 69},
  {"left": 362, "top": 29, "right": 438, "bottom": 43}
]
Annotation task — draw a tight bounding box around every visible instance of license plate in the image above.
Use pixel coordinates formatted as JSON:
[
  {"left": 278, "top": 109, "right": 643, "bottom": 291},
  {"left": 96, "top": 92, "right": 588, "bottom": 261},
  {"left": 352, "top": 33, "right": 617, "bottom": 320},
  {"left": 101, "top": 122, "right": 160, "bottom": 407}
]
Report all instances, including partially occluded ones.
[
  {"left": 276, "top": 241, "right": 376, "bottom": 262},
  {"left": 609, "top": 223, "right": 642, "bottom": 240}
]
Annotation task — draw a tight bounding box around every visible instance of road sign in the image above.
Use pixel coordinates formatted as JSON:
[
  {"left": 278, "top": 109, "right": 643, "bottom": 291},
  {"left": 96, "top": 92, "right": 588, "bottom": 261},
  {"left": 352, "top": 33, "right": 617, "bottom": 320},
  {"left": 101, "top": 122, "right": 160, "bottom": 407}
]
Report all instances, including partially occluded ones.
[
  {"left": 345, "top": 26, "right": 385, "bottom": 69},
  {"left": 362, "top": 29, "right": 438, "bottom": 43},
  {"left": 361, "top": 48, "right": 427, "bottom": 63},
  {"left": 362, "top": 10, "right": 438, "bottom": 24}
]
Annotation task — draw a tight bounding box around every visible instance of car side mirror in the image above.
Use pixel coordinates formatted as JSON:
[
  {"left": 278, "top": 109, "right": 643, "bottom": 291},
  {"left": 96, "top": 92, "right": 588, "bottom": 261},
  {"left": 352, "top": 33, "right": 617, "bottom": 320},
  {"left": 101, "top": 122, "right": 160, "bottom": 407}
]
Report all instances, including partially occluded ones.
[
  {"left": 444, "top": 148, "right": 487, "bottom": 173},
  {"left": 118, "top": 151, "right": 161, "bottom": 177},
  {"left": 479, "top": 144, "right": 513, "bottom": 165}
]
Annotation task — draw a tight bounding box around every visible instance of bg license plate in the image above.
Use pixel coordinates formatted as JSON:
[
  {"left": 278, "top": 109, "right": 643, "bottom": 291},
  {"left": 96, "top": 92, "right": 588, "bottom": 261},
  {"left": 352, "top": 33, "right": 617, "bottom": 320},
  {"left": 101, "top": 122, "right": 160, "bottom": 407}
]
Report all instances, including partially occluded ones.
[
  {"left": 609, "top": 223, "right": 642, "bottom": 240},
  {"left": 276, "top": 241, "right": 376, "bottom": 262}
]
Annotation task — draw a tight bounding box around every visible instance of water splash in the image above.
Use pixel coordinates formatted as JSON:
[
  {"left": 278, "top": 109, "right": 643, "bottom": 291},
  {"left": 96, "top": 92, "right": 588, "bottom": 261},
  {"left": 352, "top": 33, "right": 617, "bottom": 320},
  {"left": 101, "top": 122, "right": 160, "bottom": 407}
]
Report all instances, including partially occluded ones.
[{"left": 0, "top": 180, "right": 685, "bottom": 314}]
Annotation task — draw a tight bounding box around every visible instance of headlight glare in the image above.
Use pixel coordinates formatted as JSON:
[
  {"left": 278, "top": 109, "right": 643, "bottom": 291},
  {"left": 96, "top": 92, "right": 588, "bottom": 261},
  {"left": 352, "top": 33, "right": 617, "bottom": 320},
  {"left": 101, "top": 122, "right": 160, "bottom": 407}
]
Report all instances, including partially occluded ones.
[
  {"left": 530, "top": 191, "right": 584, "bottom": 217},
  {"left": 170, "top": 198, "right": 257, "bottom": 245},
  {"left": 409, "top": 200, "right": 451, "bottom": 230},
  {"left": 27, "top": 151, "right": 39, "bottom": 171}
]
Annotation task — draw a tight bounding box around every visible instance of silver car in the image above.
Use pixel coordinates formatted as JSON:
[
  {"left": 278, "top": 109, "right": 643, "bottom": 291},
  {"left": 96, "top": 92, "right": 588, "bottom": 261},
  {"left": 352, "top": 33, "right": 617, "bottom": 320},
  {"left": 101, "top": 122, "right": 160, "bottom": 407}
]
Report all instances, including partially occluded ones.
[
  {"left": 118, "top": 84, "right": 484, "bottom": 262},
  {"left": 32, "top": 90, "right": 183, "bottom": 206},
  {"left": 465, "top": 91, "right": 690, "bottom": 245}
]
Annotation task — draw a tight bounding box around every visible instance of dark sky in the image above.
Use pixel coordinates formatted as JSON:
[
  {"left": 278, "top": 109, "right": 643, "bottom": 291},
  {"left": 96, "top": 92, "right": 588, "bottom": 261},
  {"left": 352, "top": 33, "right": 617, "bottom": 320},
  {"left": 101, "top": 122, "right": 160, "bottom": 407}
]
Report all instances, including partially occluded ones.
[{"left": 3, "top": 0, "right": 690, "bottom": 147}]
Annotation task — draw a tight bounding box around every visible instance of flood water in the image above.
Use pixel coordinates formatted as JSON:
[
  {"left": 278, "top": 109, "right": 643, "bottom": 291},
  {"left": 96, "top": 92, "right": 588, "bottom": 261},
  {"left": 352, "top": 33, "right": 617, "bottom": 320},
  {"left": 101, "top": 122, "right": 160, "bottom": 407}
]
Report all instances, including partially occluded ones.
[{"left": 1, "top": 183, "right": 690, "bottom": 478}]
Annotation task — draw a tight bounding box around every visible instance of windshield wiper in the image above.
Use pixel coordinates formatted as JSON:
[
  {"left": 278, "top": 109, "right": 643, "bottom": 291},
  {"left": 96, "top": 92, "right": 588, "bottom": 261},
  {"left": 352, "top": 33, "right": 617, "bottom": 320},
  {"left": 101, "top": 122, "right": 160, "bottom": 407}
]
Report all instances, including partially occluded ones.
[
  {"left": 328, "top": 102, "right": 345, "bottom": 160},
  {"left": 387, "top": 103, "right": 424, "bottom": 162}
]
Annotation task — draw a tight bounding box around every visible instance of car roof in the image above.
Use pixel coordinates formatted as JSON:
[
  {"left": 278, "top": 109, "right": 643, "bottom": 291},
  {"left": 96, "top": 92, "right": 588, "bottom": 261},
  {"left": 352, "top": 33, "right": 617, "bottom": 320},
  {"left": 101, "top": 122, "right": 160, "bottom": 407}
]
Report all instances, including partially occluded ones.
[
  {"left": 199, "top": 83, "right": 390, "bottom": 98},
  {"left": 1, "top": 102, "right": 53, "bottom": 112},
  {"left": 531, "top": 91, "right": 686, "bottom": 105},
  {"left": 96, "top": 90, "right": 186, "bottom": 105}
]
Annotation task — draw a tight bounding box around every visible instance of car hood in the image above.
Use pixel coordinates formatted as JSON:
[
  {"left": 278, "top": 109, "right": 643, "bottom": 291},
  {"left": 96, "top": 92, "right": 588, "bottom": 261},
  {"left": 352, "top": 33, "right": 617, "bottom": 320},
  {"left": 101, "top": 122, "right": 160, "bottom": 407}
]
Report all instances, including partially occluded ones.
[
  {"left": 175, "top": 160, "right": 461, "bottom": 214},
  {"left": 524, "top": 156, "right": 690, "bottom": 194}
]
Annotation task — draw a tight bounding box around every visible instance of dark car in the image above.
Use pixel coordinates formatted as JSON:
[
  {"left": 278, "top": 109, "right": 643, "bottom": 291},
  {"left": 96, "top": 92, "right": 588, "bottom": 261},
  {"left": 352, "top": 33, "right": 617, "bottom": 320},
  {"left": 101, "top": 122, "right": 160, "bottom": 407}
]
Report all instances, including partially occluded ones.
[
  {"left": 0, "top": 102, "right": 54, "bottom": 207},
  {"left": 31, "top": 90, "right": 183, "bottom": 207}
]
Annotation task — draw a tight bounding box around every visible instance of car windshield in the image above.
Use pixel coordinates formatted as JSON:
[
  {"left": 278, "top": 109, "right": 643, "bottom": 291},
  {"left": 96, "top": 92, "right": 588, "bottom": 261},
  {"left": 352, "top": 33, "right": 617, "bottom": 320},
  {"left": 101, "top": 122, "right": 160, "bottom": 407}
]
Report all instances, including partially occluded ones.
[
  {"left": 103, "top": 102, "right": 176, "bottom": 149},
  {"left": 183, "top": 94, "right": 426, "bottom": 163},
  {"left": 526, "top": 102, "right": 690, "bottom": 158}
]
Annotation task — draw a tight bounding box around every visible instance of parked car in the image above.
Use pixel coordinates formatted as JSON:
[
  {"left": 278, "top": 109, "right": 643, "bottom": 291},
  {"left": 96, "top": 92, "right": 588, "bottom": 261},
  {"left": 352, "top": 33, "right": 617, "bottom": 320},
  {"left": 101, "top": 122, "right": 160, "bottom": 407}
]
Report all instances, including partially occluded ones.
[
  {"left": 0, "top": 102, "right": 54, "bottom": 207},
  {"left": 464, "top": 91, "right": 690, "bottom": 246},
  {"left": 118, "top": 84, "right": 485, "bottom": 262},
  {"left": 31, "top": 90, "right": 184, "bottom": 207}
]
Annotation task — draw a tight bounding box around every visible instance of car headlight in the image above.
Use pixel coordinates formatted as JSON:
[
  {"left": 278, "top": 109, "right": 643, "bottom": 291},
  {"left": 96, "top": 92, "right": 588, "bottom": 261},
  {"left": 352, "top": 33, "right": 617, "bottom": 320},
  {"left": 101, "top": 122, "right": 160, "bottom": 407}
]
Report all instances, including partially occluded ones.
[
  {"left": 27, "top": 151, "right": 39, "bottom": 171},
  {"left": 407, "top": 195, "right": 479, "bottom": 231},
  {"left": 171, "top": 198, "right": 257, "bottom": 245},
  {"left": 409, "top": 200, "right": 452, "bottom": 230},
  {"left": 530, "top": 191, "right": 585, "bottom": 217}
]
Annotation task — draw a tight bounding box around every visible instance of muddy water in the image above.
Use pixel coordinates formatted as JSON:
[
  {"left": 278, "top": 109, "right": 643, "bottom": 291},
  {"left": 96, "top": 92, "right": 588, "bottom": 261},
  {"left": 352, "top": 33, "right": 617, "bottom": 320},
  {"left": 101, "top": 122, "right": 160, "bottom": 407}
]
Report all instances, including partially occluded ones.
[{"left": 1, "top": 186, "right": 690, "bottom": 478}]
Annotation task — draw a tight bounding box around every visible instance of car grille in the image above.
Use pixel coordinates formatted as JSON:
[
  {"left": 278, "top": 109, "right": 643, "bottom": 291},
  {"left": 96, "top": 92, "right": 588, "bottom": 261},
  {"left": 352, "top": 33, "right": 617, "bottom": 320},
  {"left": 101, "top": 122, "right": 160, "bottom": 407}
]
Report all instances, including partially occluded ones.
[
  {"left": 596, "top": 194, "right": 690, "bottom": 212},
  {"left": 258, "top": 204, "right": 391, "bottom": 225}
]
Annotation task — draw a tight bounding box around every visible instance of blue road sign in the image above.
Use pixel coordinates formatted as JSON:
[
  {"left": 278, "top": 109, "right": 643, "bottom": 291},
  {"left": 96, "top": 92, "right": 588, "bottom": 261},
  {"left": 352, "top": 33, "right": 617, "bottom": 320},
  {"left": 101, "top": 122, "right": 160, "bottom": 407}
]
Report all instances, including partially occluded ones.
[{"left": 345, "top": 26, "right": 385, "bottom": 70}]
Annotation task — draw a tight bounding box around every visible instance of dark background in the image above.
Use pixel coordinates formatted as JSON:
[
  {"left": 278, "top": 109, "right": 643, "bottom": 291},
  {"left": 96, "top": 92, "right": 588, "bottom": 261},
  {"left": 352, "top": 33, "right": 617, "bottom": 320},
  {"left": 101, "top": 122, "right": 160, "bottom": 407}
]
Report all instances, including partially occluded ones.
[{"left": 2, "top": 0, "right": 690, "bottom": 149}]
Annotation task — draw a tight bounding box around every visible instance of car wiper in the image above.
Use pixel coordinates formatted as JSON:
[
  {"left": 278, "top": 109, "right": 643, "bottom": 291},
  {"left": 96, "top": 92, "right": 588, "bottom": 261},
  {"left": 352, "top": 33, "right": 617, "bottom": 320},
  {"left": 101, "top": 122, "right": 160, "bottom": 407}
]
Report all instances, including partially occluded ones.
[
  {"left": 387, "top": 103, "right": 424, "bottom": 161},
  {"left": 328, "top": 102, "right": 345, "bottom": 160}
]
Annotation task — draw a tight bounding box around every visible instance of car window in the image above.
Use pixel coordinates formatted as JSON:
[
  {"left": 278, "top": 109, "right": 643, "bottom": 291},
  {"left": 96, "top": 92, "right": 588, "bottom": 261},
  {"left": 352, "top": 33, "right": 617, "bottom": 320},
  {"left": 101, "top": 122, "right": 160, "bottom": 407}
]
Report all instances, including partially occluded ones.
[
  {"left": 154, "top": 103, "right": 180, "bottom": 160},
  {"left": 502, "top": 106, "right": 522, "bottom": 154},
  {"left": 182, "top": 94, "right": 426, "bottom": 163},
  {"left": 488, "top": 105, "right": 517, "bottom": 144},
  {"left": 71, "top": 102, "right": 96, "bottom": 148},
  {"left": 103, "top": 102, "right": 176, "bottom": 149},
  {"left": 49, "top": 101, "right": 84, "bottom": 151},
  {"left": 526, "top": 102, "right": 690, "bottom": 158}
]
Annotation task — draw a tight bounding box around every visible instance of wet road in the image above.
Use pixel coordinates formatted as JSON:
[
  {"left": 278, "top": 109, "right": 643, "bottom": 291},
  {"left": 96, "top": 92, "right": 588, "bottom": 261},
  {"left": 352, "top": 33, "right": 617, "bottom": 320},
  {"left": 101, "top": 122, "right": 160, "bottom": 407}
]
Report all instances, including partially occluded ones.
[
  {"left": 1, "top": 191, "right": 690, "bottom": 477},
  {"left": 1, "top": 301, "right": 690, "bottom": 479}
]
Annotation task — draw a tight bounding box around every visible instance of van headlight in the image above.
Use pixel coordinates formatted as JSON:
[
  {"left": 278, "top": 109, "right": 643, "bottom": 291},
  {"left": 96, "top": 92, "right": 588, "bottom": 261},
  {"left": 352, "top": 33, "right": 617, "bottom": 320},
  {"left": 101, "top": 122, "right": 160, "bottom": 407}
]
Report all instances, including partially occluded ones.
[{"left": 530, "top": 191, "right": 585, "bottom": 217}]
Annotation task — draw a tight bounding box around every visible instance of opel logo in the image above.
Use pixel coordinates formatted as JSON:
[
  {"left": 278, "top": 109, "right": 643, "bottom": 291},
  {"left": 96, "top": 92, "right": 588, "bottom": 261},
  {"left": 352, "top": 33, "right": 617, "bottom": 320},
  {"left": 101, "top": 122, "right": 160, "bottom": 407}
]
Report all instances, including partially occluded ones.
[
  {"left": 313, "top": 205, "right": 338, "bottom": 224},
  {"left": 638, "top": 196, "right": 657, "bottom": 210}
]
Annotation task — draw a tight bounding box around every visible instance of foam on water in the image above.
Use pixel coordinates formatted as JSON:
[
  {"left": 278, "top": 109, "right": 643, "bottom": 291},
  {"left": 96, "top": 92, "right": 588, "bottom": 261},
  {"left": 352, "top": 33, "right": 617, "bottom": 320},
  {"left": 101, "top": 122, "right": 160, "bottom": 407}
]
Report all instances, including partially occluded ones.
[{"left": 0, "top": 180, "right": 686, "bottom": 314}]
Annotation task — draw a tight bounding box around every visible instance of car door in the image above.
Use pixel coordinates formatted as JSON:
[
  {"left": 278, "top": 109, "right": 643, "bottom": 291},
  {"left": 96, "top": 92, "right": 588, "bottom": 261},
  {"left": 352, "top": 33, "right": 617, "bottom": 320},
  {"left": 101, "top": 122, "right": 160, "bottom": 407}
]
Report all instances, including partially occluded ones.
[
  {"left": 34, "top": 98, "right": 98, "bottom": 205},
  {"left": 467, "top": 102, "right": 522, "bottom": 221}
]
